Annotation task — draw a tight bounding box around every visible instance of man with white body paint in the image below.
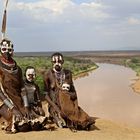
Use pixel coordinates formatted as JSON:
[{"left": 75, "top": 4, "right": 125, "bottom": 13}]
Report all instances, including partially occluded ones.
[
  {"left": 43, "top": 52, "right": 68, "bottom": 128},
  {"left": 43, "top": 52, "right": 95, "bottom": 131},
  {"left": 0, "top": 38, "right": 34, "bottom": 133}
]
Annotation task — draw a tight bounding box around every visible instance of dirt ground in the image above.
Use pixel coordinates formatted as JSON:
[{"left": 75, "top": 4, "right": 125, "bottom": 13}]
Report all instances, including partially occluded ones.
[
  {"left": 0, "top": 118, "right": 140, "bottom": 140},
  {"left": 1, "top": 78, "right": 140, "bottom": 140},
  {"left": 0, "top": 101, "right": 140, "bottom": 140}
]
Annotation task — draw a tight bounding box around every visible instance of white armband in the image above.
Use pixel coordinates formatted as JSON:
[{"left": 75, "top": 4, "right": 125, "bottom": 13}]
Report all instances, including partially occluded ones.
[
  {"left": 22, "top": 95, "right": 29, "bottom": 107},
  {"left": 3, "top": 99, "right": 14, "bottom": 110}
]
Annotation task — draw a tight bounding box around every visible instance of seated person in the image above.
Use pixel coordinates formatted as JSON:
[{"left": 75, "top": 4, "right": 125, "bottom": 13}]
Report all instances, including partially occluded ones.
[
  {"left": 0, "top": 39, "right": 45, "bottom": 133},
  {"left": 0, "top": 38, "right": 32, "bottom": 133},
  {"left": 43, "top": 52, "right": 95, "bottom": 131},
  {"left": 22, "top": 66, "right": 45, "bottom": 117}
]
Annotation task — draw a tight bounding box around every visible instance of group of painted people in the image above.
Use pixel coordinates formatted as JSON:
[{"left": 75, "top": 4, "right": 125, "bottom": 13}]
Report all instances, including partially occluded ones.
[{"left": 0, "top": 38, "right": 95, "bottom": 133}]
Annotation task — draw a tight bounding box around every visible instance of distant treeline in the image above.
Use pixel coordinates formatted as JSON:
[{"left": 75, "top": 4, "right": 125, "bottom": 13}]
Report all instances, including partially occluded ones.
[
  {"left": 14, "top": 50, "right": 140, "bottom": 57},
  {"left": 14, "top": 56, "right": 97, "bottom": 93}
]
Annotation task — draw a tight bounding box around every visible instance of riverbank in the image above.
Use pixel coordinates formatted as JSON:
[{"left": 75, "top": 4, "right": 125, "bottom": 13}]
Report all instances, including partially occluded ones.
[
  {"left": 131, "top": 77, "right": 140, "bottom": 93},
  {"left": 75, "top": 55, "right": 140, "bottom": 94},
  {"left": 73, "top": 65, "right": 98, "bottom": 80}
]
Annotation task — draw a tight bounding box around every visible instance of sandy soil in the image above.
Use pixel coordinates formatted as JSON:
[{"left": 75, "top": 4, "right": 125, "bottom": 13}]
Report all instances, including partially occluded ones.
[
  {"left": 1, "top": 77, "right": 140, "bottom": 140},
  {"left": 132, "top": 77, "right": 140, "bottom": 93},
  {"left": 0, "top": 118, "right": 140, "bottom": 140},
  {"left": 0, "top": 101, "right": 140, "bottom": 140}
]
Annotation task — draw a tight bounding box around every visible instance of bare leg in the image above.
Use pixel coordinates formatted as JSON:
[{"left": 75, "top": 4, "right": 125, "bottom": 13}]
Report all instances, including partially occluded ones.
[
  {"left": 0, "top": 104, "right": 12, "bottom": 121},
  {"left": 0, "top": 104, "right": 13, "bottom": 132}
]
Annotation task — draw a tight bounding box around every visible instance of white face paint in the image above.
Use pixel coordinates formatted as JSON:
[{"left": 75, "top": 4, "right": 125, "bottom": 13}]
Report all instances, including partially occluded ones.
[
  {"left": 52, "top": 56, "right": 63, "bottom": 64},
  {"left": 52, "top": 55, "right": 64, "bottom": 71},
  {"left": 1, "top": 41, "right": 13, "bottom": 54},
  {"left": 26, "top": 68, "right": 36, "bottom": 82},
  {"left": 62, "top": 83, "right": 70, "bottom": 91}
]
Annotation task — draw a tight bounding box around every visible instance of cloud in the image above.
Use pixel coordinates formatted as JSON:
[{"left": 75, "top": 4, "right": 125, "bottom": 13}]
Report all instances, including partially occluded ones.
[
  {"left": 8, "top": 0, "right": 110, "bottom": 23},
  {"left": 0, "top": 0, "right": 140, "bottom": 51},
  {"left": 78, "top": 2, "right": 110, "bottom": 20},
  {"left": 14, "top": 0, "right": 73, "bottom": 15},
  {"left": 127, "top": 17, "right": 140, "bottom": 25}
]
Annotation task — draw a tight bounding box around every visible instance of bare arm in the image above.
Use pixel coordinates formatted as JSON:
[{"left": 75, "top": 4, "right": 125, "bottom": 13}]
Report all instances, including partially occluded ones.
[
  {"left": 45, "top": 94, "right": 61, "bottom": 113},
  {"left": 0, "top": 89, "right": 14, "bottom": 110},
  {"left": 44, "top": 70, "right": 61, "bottom": 113},
  {"left": 34, "top": 85, "right": 42, "bottom": 107}
]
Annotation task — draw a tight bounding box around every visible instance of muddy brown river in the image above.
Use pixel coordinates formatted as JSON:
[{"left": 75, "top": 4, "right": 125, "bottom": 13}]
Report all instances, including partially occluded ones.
[{"left": 74, "top": 63, "right": 140, "bottom": 128}]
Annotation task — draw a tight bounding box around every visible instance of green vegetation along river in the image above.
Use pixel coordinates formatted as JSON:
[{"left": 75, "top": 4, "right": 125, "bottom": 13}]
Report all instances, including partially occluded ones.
[{"left": 14, "top": 56, "right": 98, "bottom": 93}]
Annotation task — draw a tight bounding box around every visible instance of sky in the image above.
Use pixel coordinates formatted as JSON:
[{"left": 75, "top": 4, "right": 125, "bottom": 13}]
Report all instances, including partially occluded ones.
[{"left": 0, "top": 0, "right": 140, "bottom": 52}]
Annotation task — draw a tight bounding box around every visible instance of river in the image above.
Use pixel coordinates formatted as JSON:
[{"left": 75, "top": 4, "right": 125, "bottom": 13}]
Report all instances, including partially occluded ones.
[{"left": 74, "top": 63, "right": 140, "bottom": 128}]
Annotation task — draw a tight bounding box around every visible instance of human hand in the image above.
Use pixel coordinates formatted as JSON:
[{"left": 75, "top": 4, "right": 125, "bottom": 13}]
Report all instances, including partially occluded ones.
[
  {"left": 38, "top": 107, "right": 45, "bottom": 116},
  {"left": 70, "top": 94, "right": 77, "bottom": 101},
  {"left": 12, "top": 107, "right": 23, "bottom": 122},
  {"left": 25, "top": 107, "right": 36, "bottom": 120}
]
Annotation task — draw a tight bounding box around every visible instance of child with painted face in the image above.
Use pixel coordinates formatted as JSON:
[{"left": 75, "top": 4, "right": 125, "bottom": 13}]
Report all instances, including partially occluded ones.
[{"left": 23, "top": 66, "right": 45, "bottom": 117}]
